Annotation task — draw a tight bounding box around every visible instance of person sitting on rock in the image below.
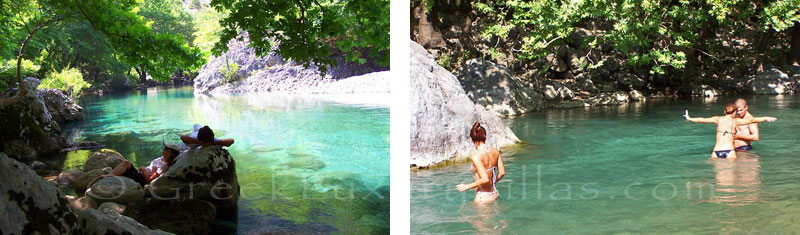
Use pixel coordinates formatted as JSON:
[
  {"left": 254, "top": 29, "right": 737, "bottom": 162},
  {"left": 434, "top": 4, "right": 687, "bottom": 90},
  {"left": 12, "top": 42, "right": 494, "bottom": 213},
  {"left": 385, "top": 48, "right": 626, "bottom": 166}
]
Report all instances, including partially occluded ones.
[
  {"left": 180, "top": 124, "right": 235, "bottom": 148},
  {"left": 100, "top": 142, "right": 181, "bottom": 186}
]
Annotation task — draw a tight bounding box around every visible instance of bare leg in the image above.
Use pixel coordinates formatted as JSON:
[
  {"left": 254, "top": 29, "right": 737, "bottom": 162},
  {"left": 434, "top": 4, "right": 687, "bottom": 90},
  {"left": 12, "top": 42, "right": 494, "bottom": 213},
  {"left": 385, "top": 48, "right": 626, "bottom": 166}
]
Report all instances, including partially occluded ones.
[{"left": 105, "top": 160, "right": 132, "bottom": 177}]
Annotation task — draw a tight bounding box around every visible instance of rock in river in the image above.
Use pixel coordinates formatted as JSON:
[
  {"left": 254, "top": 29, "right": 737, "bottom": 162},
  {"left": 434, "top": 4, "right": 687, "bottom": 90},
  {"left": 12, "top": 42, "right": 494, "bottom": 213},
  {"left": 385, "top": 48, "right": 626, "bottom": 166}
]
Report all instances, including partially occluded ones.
[
  {"left": 410, "top": 40, "right": 519, "bottom": 167},
  {"left": 86, "top": 176, "right": 145, "bottom": 205},
  {"left": 79, "top": 207, "right": 174, "bottom": 235},
  {"left": 83, "top": 149, "right": 126, "bottom": 172},
  {"left": 459, "top": 58, "right": 544, "bottom": 116},
  {"left": 148, "top": 145, "right": 239, "bottom": 233},
  {"left": 37, "top": 88, "right": 83, "bottom": 124},
  {"left": 0, "top": 77, "right": 67, "bottom": 161},
  {"left": 0, "top": 152, "right": 79, "bottom": 234}
]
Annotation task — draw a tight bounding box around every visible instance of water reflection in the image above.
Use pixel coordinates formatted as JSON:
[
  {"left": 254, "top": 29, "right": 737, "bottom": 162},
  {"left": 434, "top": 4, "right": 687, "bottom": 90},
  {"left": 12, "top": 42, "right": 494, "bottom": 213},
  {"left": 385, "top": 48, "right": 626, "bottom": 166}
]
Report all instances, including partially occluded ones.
[
  {"left": 459, "top": 203, "right": 508, "bottom": 234},
  {"left": 709, "top": 153, "right": 762, "bottom": 206}
]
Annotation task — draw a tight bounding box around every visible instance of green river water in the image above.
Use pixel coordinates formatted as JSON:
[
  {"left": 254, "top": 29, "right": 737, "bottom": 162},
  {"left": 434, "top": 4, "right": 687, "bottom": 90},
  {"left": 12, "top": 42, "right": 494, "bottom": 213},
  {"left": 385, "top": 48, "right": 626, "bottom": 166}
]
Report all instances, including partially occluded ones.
[
  {"left": 60, "top": 86, "right": 389, "bottom": 234},
  {"left": 411, "top": 95, "right": 800, "bottom": 234}
]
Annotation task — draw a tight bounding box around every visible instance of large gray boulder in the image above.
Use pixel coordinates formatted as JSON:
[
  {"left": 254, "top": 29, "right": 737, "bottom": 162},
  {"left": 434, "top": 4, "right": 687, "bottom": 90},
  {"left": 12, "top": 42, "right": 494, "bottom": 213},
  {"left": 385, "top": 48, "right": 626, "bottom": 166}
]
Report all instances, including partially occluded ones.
[
  {"left": 459, "top": 58, "right": 543, "bottom": 116},
  {"left": 86, "top": 176, "right": 145, "bottom": 205},
  {"left": 194, "top": 32, "right": 387, "bottom": 95},
  {"left": 0, "top": 152, "right": 79, "bottom": 234},
  {"left": 148, "top": 146, "right": 239, "bottom": 225},
  {"left": 410, "top": 40, "right": 519, "bottom": 167},
  {"left": 750, "top": 68, "right": 793, "bottom": 94},
  {"left": 75, "top": 167, "right": 113, "bottom": 197},
  {"left": 83, "top": 149, "right": 125, "bottom": 172},
  {"left": 79, "top": 208, "right": 174, "bottom": 235},
  {"left": 56, "top": 169, "right": 87, "bottom": 188},
  {"left": 123, "top": 199, "right": 217, "bottom": 235},
  {"left": 0, "top": 77, "right": 66, "bottom": 160},
  {"left": 37, "top": 88, "right": 83, "bottom": 124}
]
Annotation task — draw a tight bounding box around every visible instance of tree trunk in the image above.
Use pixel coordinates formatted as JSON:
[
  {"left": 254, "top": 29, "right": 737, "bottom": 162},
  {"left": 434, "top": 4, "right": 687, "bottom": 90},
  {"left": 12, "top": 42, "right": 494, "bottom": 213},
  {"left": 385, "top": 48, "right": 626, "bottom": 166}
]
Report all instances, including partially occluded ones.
[
  {"left": 0, "top": 17, "right": 61, "bottom": 108},
  {"left": 136, "top": 66, "right": 147, "bottom": 84}
]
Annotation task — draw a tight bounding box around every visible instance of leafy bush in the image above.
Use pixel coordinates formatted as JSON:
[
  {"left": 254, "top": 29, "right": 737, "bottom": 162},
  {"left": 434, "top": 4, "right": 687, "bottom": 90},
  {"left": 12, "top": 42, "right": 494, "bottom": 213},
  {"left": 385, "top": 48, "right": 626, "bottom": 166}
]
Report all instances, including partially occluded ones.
[
  {"left": 0, "top": 59, "right": 40, "bottom": 90},
  {"left": 219, "top": 62, "right": 240, "bottom": 84},
  {"left": 39, "top": 68, "right": 91, "bottom": 97}
]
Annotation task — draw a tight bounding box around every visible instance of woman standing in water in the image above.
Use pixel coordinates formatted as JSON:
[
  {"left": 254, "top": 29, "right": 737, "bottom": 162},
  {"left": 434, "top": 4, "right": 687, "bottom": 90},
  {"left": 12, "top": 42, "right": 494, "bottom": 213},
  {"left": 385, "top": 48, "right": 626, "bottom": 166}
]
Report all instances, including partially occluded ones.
[
  {"left": 456, "top": 122, "right": 506, "bottom": 204},
  {"left": 684, "top": 104, "right": 777, "bottom": 159}
]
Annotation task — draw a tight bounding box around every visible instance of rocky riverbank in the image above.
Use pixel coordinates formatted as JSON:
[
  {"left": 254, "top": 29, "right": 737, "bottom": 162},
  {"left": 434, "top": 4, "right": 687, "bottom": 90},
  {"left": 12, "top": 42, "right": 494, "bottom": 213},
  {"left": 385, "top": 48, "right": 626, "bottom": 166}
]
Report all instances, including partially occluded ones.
[
  {"left": 193, "top": 32, "right": 390, "bottom": 98},
  {"left": 0, "top": 77, "right": 83, "bottom": 161},
  {"left": 0, "top": 143, "right": 240, "bottom": 234},
  {"left": 410, "top": 40, "right": 519, "bottom": 168},
  {"left": 412, "top": 3, "right": 800, "bottom": 116}
]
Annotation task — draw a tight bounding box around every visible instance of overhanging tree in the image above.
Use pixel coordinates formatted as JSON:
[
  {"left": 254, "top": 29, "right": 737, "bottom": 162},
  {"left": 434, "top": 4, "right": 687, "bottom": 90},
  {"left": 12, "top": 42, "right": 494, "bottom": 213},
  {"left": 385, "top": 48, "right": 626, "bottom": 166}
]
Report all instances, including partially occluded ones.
[
  {"left": 210, "top": 0, "right": 390, "bottom": 74},
  {"left": 0, "top": 0, "right": 202, "bottom": 107}
]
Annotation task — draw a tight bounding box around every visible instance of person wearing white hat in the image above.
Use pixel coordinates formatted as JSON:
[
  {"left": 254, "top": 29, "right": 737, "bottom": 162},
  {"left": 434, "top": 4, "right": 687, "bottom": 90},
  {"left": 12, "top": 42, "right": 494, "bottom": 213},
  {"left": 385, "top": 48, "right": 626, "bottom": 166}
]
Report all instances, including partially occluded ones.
[{"left": 99, "top": 142, "right": 182, "bottom": 186}]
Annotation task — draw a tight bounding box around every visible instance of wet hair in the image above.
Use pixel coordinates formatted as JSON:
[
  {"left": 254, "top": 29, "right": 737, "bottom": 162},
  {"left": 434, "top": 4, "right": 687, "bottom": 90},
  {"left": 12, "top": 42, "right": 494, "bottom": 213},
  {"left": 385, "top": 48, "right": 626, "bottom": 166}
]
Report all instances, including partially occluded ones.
[
  {"left": 724, "top": 104, "right": 737, "bottom": 115},
  {"left": 470, "top": 122, "right": 487, "bottom": 143},
  {"left": 197, "top": 126, "right": 215, "bottom": 143}
]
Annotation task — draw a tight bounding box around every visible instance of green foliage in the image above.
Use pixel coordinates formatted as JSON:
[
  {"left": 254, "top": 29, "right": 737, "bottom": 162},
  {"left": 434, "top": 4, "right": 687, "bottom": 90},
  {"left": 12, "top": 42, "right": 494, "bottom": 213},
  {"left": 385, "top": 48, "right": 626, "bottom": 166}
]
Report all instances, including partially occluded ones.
[
  {"left": 0, "top": 59, "right": 40, "bottom": 79},
  {"left": 192, "top": 6, "right": 225, "bottom": 60},
  {"left": 762, "top": 0, "right": 800, "bottom": 31},
  {"left": 2, "top": 0, "right": 204, "bottom": 85},
  {"left": 210, "top": 0, "right": 390, "bottom": 74},
  {"left": 473, "top": 0, "right": 800, "bottom": 75},
  {"left": 39, "top": 67, "right": 91, "bottom": 97},
  {"left": 0, "top": 59, "right": 40, "bottom": 90},
  {"left": 139, "top": 0, "right": 196, "bottom": 44},
  {"left": 219, "top": 62, "right": 240, "bottom": 84}
]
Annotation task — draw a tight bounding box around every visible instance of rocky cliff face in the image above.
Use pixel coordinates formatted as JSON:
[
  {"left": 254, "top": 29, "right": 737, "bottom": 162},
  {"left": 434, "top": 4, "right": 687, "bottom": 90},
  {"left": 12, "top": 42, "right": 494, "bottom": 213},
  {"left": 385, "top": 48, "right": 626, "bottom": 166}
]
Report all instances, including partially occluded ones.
[
  {"left": 193, "top": 32, "right": 388, "bottom": 95},
  {"left": 410, "top": 40, "right": 519, "bottom": 167},
  {"left": 459, "top": 58, "right": 544, "bottom": 116}
]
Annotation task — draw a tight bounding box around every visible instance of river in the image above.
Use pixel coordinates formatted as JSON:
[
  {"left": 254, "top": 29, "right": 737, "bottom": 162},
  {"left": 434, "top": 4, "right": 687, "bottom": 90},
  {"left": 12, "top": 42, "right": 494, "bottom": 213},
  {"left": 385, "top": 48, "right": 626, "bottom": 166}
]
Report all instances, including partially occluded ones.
[
  {"left": 411, "top": 95, "right": 800, "bottom": 234},
  {"left": 60, "top": 86, "right": 390, "bottom": 234}
]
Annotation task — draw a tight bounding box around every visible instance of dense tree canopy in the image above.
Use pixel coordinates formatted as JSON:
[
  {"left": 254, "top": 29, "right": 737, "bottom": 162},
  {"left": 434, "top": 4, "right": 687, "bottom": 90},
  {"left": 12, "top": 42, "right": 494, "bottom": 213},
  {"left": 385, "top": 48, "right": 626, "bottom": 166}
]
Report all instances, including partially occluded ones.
[
  {"left": 0, "top": 0, "right": 203, "bottom": 106},
  {"left": 210, "top": 0, "right": 390, "bottom": 73},
  {"left": 472, "top": 0, "right": 800, "bottom": 75}
]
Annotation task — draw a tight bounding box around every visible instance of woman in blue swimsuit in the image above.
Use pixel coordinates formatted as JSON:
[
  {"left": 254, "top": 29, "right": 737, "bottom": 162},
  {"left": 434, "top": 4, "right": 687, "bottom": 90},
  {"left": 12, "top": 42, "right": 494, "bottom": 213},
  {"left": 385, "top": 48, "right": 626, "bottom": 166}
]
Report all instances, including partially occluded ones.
[
  {"left": 684, "top": 104, "right": 777, "bottom": 159},
  {"left": 456, "top": 122, "right": 506, "bottom": 204}
]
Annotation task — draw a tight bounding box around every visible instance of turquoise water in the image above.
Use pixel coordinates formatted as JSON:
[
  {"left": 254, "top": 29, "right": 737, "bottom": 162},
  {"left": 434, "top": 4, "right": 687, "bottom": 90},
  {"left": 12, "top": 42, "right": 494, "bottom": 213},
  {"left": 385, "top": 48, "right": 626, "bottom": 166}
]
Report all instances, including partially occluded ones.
[
  {"left": 411, "top": 95, "right": 800, "bottom": 234},
  {"left": 62, "top": 86, "right": 389, "bottom": 234}
]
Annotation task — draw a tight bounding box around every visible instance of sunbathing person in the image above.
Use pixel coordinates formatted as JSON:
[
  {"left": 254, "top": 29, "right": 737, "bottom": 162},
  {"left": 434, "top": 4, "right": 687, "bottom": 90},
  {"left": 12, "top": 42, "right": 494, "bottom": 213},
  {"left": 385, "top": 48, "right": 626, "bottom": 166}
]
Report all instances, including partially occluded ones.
[
  {"left": 100, "top": 142, "right": 181, "bottom": 186},
  {"left": 180, "top": 124, "right": 234, "bottom": 148},
  {"left": 684, "top": 104, "right": 776, "bottom": 159}
]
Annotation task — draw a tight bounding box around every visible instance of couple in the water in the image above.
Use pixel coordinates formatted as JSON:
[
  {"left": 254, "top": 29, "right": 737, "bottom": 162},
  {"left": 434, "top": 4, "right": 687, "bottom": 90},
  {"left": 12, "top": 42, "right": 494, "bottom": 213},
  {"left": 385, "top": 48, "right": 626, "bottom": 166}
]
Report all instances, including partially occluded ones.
[
  {"left": 98, "top": 124, "right": 235, "bottom": 188},
  {"left": 684, "top": 99, "right": 777, "bottom": 159},
  {"left": 455, "top": 99, "right": 777, "bottom": 204}
]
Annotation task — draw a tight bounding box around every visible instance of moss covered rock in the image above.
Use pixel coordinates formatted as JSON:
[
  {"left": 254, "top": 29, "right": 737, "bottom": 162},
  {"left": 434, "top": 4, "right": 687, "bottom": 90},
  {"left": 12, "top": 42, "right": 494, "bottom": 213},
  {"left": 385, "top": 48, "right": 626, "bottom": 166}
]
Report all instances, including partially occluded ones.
[{"left": 0, "top": 77, "right": 66, "bottom": 160}]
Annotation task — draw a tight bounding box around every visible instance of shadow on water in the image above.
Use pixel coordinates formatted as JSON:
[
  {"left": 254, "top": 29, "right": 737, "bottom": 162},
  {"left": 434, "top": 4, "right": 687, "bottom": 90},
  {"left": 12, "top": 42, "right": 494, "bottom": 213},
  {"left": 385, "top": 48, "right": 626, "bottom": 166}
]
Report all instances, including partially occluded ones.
[{"left": 236, "top": 168, "right": 390, "bottom": 234}]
